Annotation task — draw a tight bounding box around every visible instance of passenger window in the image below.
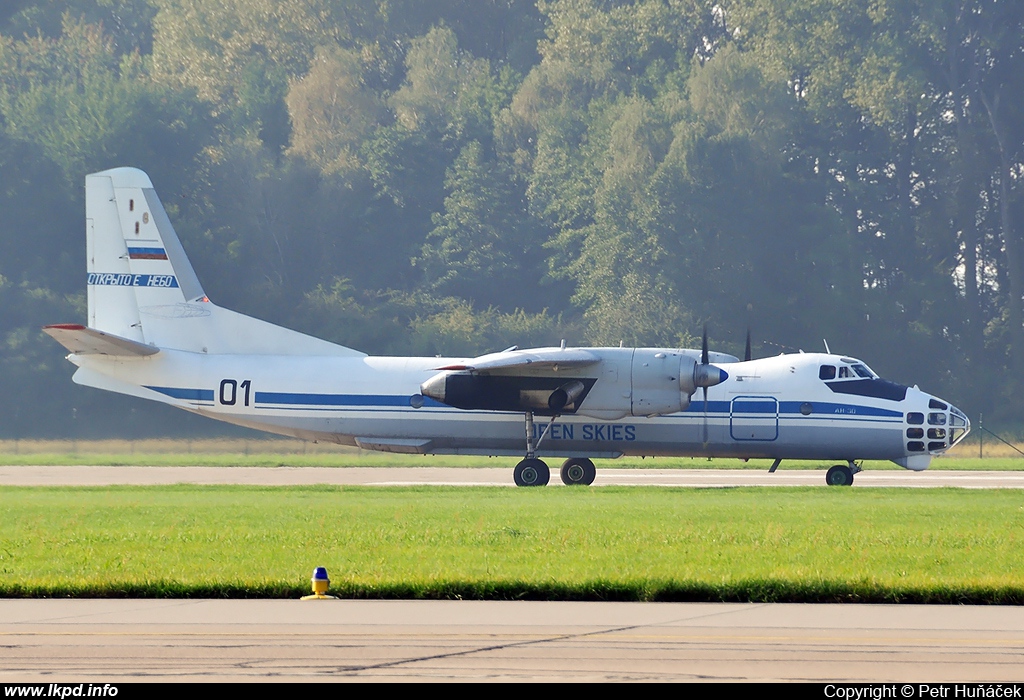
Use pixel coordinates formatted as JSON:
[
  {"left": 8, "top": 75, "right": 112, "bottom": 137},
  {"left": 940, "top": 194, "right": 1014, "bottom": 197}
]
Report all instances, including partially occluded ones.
[
  {"left": 819, "top": 365, "right": 836, "bottom": 380},
  {"left": 907, "top": 413, "right": 924, "bottom": 425}
]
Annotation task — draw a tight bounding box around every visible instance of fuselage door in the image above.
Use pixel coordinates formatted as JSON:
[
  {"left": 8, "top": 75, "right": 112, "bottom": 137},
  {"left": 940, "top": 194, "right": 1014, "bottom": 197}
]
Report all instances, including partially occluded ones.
[{"left": 730, "top": 396, "right": 779, "bottom": 441}]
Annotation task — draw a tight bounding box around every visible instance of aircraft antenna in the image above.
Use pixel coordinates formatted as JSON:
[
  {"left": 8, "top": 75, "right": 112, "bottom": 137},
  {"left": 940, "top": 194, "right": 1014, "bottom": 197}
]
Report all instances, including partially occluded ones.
[{"left": 823, "top": 339, "right": 831, "bottom": 354}]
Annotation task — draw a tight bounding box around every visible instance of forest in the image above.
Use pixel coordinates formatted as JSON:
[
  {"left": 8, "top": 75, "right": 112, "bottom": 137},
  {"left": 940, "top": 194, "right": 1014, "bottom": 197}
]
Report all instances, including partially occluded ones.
[{"left": 1, "top": 0, "right": 1022, "bottom": 437}]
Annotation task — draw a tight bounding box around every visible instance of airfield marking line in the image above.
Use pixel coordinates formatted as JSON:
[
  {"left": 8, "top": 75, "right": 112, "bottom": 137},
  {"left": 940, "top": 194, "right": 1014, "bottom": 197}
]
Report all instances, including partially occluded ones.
[
  {"left": 366, "top": 482, "right": 512, "bottom": 486},
  {"left": 308, "top": 623, "right": 653, "bottom": 674},
  {"left": 8, "top": 600, "right": 199, "bottom": 625},
  {"left": 3, "top": 631, "right": 1021, "bottom": 647},
  {"left": 0, "top": 632, "right": 567, "bottom": 639},
  {"left": 596, "top": 633, "right": 1024, "bottom": 647},
  {"left": 600, "top": 473, "right": 1024, "bottom": 479}
]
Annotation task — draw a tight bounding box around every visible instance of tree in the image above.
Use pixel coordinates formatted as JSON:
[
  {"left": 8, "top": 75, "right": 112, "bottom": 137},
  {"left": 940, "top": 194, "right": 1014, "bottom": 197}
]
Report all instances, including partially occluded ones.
[
  {"left": 0, "top": 15, "right": 213, "bottom": 189},
  {"left": 390, "top": 25, "right": 494, "bottom": 142},
  {"left": 417, "top": 140, "right": 540, "bottom": 309},
  {"left": 286, "top": 44, "right": 383, "bottom": 177}
]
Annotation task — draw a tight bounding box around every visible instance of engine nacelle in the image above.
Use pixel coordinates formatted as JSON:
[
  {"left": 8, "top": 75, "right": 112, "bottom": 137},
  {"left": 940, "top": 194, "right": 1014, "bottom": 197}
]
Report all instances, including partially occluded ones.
[
  {"left": 630, "top": 351, "right": 729, "bottom": 417},
  {"left": 420, "top": 347, "right": 728, "bottom": 418}
]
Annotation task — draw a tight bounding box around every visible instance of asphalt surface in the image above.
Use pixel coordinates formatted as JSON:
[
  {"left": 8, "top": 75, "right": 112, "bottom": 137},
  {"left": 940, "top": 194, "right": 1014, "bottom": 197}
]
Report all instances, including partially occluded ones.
[
  {"left": 2, "top": 600, "right": 1024, "bottom": 682},
  {"left": 2, "top": 465, "right": 1024, "bottom": 487}
]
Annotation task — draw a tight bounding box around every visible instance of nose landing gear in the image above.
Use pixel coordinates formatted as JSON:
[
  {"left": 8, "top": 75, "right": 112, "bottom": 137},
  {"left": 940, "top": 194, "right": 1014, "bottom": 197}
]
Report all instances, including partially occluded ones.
[{"left": 825, "top": 461, "right": 861, "bottom": 486}]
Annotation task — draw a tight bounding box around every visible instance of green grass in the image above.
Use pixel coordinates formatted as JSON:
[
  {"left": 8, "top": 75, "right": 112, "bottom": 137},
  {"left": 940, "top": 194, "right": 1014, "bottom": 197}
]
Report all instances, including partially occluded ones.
[{"left": 2, "top": 485, "right": 1024, "bottom": 603}]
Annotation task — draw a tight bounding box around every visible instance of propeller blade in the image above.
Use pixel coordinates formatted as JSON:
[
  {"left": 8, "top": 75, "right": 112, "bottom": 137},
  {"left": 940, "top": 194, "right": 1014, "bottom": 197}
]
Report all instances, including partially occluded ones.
[
  {"left": 745, "top": 327, "right": 752, "bottom": 362},
  {"left": 702, "top": 385, "right": 709, "bottom": 445},
  {"left": 702, "top": 325, "right": 710, "bottom": 445}
]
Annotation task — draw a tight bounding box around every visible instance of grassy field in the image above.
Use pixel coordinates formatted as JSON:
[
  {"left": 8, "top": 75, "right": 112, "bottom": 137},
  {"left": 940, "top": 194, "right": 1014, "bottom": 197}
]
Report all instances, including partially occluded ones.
[
  {"left": 0, "top": 436, "right": 1020, "bottom": 469},
  {"left": 2, "top": 484, "right": 1023, "bottom": 603}
]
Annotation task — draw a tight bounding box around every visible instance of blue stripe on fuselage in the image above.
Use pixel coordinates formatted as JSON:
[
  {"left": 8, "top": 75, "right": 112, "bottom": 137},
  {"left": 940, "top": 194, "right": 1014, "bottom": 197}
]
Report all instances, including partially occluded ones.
[
  {"left": 686, "top": 400, "right": 902, "bottom": 418},
  {"left": 146, "top": 386, "right": 214, "bottom": 402},
  {"left": 779, "top": 401, "right": 902, "bottom": 418},
  {"left": 144, "top": 386, "right": 901, "bottom": 419},
  {"left": 255, "top": 391, "right": 446, "bottom": 408}
]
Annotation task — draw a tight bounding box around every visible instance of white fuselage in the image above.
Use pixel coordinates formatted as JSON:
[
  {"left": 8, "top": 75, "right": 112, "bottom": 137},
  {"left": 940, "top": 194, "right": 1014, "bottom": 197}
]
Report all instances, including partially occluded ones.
[
  {"left": 68, "top": 348, "right": 968, "bottom": 470},
  {"left": 54, "top": 167, "right": 971, "bottom": 481}
]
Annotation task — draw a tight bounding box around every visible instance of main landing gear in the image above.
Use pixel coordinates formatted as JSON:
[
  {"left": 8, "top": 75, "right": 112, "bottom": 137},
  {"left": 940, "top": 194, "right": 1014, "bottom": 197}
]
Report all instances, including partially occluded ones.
[
  {"left": 825, "top": 461, "right": 861, "bottom": 486},
  {"left": 514, "top": 412, "right": 597, "bottom": 487},
  {"left": 514, "top": 457, "right": 596, "bottom": 486},
  {"left": 514, "top": 457, "right": 550, "bottom": 486},
  {"left": 560, "top": 457, "right": 597, "bottom": 485}
]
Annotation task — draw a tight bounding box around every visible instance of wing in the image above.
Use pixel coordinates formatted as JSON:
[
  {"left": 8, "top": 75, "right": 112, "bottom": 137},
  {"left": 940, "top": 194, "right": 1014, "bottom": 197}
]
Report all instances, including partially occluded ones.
[
  {"left": 434, "top": 347, "right": 600, "bottom": 372},
  {"left": 423, "top": 347, "right": 601, "bottom": 414}
]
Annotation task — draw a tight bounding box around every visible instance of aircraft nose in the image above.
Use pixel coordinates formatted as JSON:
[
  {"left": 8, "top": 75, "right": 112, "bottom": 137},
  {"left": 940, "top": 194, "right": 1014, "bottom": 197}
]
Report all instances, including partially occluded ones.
[
  {"left": 947, "top": 402, "right": 970, "bottom": 447},
  {"left": 928, "top": 396, "right": 970, "bottom": 449}
]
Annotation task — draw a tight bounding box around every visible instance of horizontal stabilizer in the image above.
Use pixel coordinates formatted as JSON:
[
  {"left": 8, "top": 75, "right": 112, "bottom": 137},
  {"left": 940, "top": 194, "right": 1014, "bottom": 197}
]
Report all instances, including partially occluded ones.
[
  {"left": 42, "top": 324, "right": 158, "bottom": 357},
  {"left": 436, "top": 347, "right": 600, "bottom": 372}
]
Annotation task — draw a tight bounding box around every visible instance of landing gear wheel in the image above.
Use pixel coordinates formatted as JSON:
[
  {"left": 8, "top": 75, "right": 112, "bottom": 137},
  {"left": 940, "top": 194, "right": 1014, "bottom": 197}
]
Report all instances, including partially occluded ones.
[
  {"left": 826, "top": 464, "right": 854, "bottom": 486},
  {"left": 514, "top": 458, "right": 550, "bottom": 487},
  {"left": 560, "top": 458, "right": 596, "bottom": 486}
]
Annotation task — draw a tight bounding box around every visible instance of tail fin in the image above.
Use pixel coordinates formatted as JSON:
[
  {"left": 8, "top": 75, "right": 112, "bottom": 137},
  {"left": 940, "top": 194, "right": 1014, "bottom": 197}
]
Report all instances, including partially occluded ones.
[{"left": 85, "top": 167, "right": 363, "bottom": 357}]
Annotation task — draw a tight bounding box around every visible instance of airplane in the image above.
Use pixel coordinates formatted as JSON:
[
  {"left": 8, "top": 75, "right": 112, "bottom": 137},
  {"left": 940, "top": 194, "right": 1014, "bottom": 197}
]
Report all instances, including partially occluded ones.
[{"left": 43, "top": 167, "right": 971, "bottom": 487}]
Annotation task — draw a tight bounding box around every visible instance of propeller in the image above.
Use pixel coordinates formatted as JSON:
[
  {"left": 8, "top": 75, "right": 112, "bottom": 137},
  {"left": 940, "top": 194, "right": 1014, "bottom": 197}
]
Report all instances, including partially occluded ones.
[
  {"left": 693, "top": 325, "right": 730, "bottom": 445},
  {"left": 701, "top": 326, "right": 710, "bottom": 444}
]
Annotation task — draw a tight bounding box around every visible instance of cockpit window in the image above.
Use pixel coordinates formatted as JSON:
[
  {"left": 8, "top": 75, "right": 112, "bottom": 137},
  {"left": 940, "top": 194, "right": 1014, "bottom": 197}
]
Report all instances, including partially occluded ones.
[
  {"left": 852, "top": 364, "right": 874, "bottom": 378},
  {"left": 826, "top": 359, "right": 879, "bottom": 381}
]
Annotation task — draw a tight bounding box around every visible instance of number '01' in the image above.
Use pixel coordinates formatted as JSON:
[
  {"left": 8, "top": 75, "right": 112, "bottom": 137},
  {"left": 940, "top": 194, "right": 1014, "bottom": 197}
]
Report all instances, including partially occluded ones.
[{"left": 219, "top": 379, "right": 251, "bottom": 406}]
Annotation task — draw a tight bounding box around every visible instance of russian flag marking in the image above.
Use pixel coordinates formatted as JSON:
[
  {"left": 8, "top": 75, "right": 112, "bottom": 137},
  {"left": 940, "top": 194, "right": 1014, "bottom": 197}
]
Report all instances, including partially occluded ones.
[{"left": 128, "top": 247, "right": 168, "bottom": 260}]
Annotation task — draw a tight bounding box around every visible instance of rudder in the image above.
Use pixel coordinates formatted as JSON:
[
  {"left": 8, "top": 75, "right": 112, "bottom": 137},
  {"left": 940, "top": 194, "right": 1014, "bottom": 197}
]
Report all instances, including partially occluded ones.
[
  {"left": 86, "top": 167, "right": 205, "bottom": 342},
  {"left": 84, "top": 167, "right": 363, "bottom": 357}
]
